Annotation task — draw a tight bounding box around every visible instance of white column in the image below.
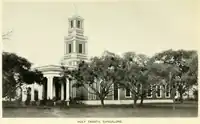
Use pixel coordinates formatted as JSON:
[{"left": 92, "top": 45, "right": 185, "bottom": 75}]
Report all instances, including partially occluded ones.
[
  {"left": 47, "top": 76, "right": 53, "bottom": 100},
  {"left": 73, "top": 40, "right": 76, "bottom": 53},
  {"left": 118, "top": 85, "right": 120, "bottom": 100},
  {"left": 39, "top": 85, "right": 43, "bottom": 100},
  {"left": 61, "top": 83, "right": 64, "bottom": 100},
  {"left": 31, "top": 84, "right": 35, "bottom": 101},
  {"left": 22, "top": 88, "right": 27, "bottom": 102},
  {"left": 66, "top": 78, "right": 70, "bottom": 106},
  {"left": 73, "top": 20, "right": 76, "bottom": 28},
  {"left": 81, "top": 21, "right": 84, "bottom": 29},
  {"left": 85, "top": 42, "right": 88, "bottom": 55}
]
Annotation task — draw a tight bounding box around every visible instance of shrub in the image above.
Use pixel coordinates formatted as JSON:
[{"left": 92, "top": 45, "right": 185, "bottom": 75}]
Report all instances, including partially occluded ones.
[
  {"left": 2, "top": 101, "right": 18, "bottom": 108},
  {"left": 31, "top": 101, "right": 36, "bottom": 106},
  {"left": 39, "top": 100, "right": 46, "bottom": 106},
  {"left": 70, "top": 96, "right": 84, "bottom": 104},
  {"left": 46, "top": 99, "right": 54, "bottom": 106}
]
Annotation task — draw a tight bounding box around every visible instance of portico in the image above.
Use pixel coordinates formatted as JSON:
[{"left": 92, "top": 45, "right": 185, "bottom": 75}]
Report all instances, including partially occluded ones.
[{"left": 29, "top": 65, "right": 75, "bottom": 105}]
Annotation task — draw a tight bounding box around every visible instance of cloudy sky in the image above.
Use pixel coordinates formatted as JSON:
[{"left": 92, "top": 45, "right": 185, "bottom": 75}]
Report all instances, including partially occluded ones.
[{"left": 3, "top": 0, "right": 198, "bottom": 67}]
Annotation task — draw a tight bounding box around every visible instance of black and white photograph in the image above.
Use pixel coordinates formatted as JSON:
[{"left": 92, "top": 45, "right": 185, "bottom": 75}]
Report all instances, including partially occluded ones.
[{"left": 2, "top": 0, "right": 198, "bottom": 118}]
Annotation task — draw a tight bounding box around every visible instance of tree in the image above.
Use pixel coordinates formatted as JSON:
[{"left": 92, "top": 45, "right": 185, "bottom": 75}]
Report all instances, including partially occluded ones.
[
  {"left": 69, "top": 51, "right": 121, "bottom": 107},
  {"left": 153, "top": 49, "right": 197, "bottom": 103},
  {"left": 116, "top": 52, "right": 151, "bottom": 107},
  {"left": 2, "top": 52, "right": 44, "bottom": 101},
  {"left": 149, "top": 61, "right": 180, "bottom": 109}
]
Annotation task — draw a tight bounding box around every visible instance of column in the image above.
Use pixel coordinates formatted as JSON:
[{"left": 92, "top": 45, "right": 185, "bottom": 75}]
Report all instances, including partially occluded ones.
[
  {"left": 81, "top": 21, "right": 84, "bottom": 29},
  {"left": 64, "top": 42, "right": 66, "bottom": 54},
  {"left": 47, "top": 76, "right": 53, "bottom": 100},
  {"left": 73, "top": 40, "right": 76, "bottom": 53},
  {"left": 118, "top": 85, "right": 120, "bottom": 100},
  {"left": 73, "top": 20, "right": 76, "bottom": 28},
  {"left": 85, "top": 42, "right": 88, "bottom": 55},
  {"left": 31, "top": 84, "right": 35, "bottom": 101},
  {"left": 61, "top": 83, "right": 64, "bottom": 100},
  {"left": 66, "top": 78, "right": 70, "bottom": 106},
  {"left": 39, "top": 85, "right": 43, "bottom": 100},
  {"left": 22, "top": 88, "right": 27, "bottom": 102}
]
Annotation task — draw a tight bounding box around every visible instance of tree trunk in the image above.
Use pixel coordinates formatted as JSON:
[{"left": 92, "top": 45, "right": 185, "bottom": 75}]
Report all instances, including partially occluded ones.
[
  {"left": 172, "top": 97, "right": 176, "bottom": 110},
  {"left": 179, "top": 92, "right": 183, "bottom": 103},
  {"left": 19, "top": 87, "right": 23, "bottom": 101},
  {"left": 133, "top": 99, "right": 137, "bottom": 108},
  {"left": 140, "top": 95, "right": 144, "bottom": 106},
  {"left": 133, "top": 95, "right": 138, "bottom": 108},
  {"left": 17, "top": 87, "right": 22, "bottom": 105},
  {"left": 100, "top": 98, "right": 105, "bottom": 108}
]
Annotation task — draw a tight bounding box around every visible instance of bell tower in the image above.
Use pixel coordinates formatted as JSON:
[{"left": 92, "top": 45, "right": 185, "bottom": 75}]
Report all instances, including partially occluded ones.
[{"left": 62, "top": 7, "right": 88, "bottom": 67}]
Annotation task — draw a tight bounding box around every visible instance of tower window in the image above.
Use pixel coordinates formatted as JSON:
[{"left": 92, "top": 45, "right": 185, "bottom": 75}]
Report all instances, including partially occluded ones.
[
  {"left": 71, "top": 20, "right": 73, "bottom": 28},
  {"left": 77, "top": 20, "right": 81, "bottom": 28},
  {"left": 69, "top": 44, "right": 72, "bottom": 53},
  {"left": 79, "top": 44, "right": 82, "bottom": 53}
]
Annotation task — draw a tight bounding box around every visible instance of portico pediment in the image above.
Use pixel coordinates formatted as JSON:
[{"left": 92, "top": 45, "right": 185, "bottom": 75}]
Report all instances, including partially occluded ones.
[
  {"left": 34, "top": 65, "right": 63, "bottom": 77},
  {"left": 34, "top": 64, "right": 76, "bottom": 77},
  {"left": 35, "top": 65, "right": 62, "bottom": 72}
]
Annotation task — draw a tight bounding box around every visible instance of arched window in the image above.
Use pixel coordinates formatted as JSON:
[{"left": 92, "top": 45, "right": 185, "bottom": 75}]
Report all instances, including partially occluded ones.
[
  {"left": 125, "top": 88, "right": 131, "bottom": 98},
  {"left": 34, "top": 90, "right": 38, "bottom": 101},
  {"left": 68, "top": 44, "right": 72, "bottom": 53},
  {"left": 79, "top": 44, "right": 82, "bottom": 53},
  {"left": 165, "top": 84, "right": 170, "bottom": 98},
  {"left": 77, "top": 20, "right": 81, "bottom": 28}
]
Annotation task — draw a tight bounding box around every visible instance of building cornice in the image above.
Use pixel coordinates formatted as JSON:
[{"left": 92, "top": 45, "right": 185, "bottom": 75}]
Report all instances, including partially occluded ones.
[{"left": 34, "top": 64, "right": 76, "bottom": 72}]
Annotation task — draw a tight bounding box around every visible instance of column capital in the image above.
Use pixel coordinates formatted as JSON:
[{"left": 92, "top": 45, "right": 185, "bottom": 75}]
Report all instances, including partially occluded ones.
[{"left": 46, "top": 76, "right": 54, "bottom": 79}]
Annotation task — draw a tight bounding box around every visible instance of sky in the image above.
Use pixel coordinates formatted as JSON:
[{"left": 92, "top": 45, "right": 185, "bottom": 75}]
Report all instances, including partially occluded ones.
[{"left": 2, "top": 0, "right": 198, "bottom": 68}]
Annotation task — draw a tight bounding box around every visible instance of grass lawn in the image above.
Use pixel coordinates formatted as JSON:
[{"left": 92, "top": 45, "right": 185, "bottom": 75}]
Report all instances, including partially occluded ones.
[{"left": 2, "top": 103, "right": 198, "bottom": 118}]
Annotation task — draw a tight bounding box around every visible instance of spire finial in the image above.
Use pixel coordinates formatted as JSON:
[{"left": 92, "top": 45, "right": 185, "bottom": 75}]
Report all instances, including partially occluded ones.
[{"left": 72, "top": 3, "right": 78, "bottom": 16}]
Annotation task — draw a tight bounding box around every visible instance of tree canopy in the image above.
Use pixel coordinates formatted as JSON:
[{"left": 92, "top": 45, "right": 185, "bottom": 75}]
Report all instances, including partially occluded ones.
[{"left": 2, "top": 52, "right": 44, "bottom": 100}]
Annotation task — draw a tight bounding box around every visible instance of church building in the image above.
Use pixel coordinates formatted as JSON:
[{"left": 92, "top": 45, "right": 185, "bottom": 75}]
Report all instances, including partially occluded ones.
[{"left": 20, "top": 12, "right": 177, "bottom": 105}]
